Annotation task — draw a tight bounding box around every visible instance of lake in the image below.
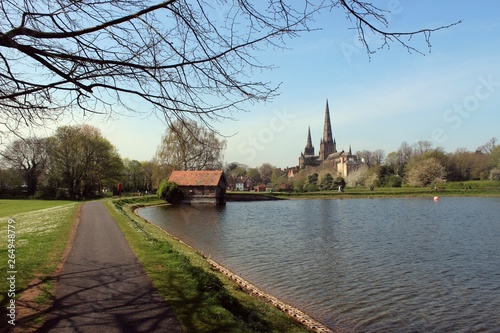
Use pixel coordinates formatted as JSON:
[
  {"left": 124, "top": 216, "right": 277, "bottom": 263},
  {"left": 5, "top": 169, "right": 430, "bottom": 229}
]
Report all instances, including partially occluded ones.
[{"left": 137, "top": 197, "right": 500, "bottom": 332}]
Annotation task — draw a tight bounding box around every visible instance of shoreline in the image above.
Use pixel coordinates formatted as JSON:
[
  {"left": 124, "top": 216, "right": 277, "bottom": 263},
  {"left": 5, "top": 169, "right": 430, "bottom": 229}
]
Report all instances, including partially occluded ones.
[
  {"left": 229, "top": 190, "right": 500, "bottom": 201},
  {"left": 133, "top": 204, "right": 334, "bottom": 333}
]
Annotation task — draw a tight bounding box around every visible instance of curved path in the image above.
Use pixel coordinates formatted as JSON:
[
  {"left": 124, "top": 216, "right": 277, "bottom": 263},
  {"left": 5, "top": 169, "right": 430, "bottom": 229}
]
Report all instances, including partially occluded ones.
[{"left": 41, "top": 201, "right": 183, "bottom": 332}]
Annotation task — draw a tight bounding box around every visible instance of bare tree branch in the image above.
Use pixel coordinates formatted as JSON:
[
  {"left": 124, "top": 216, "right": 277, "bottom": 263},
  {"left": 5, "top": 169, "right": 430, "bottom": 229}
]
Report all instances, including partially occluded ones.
[{"left": 0, "top": 0, "right": 458, "bottom": 138}]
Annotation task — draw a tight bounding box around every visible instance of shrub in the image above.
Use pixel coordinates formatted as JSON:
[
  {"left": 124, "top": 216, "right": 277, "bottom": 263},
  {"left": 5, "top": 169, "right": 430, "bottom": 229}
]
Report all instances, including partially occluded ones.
[
  {"left": 157, "top": 179, "right": 183, "bottom": 203},
  {"left": 383, "top": 174, "right": 403, "bottom": 187},
  {"left": 333, "top": 176, "right": 346, "bottom": 189}
]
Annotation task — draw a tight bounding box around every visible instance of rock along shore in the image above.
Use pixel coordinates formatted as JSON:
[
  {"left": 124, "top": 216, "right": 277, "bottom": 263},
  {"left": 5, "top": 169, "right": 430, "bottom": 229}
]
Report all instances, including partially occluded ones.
[{"left": 207, "top": 258, "right": 333, "bottom": 333}]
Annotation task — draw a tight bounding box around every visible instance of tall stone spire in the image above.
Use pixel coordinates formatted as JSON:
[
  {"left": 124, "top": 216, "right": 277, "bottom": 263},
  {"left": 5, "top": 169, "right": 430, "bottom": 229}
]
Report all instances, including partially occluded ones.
[
  {"left": 319, "top": 99, "right": 336, "bottom": 160},
  {"left": 323, "top": 99, "right": 334, "bottom": 144},
  {"left": 304, "top": 126, "right": 314, "bottom": 155}
]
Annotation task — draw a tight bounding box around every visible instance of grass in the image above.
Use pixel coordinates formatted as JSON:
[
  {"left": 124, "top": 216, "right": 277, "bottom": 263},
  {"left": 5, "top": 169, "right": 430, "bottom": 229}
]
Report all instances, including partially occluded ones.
[
  {"left": 0, "top": 201, "right": 80, "bottom": 328},
  {"left": 262, "top": 181, "right": 500, "bottom": 199},
  {"left": 106, "top": 196, "right": 312, "bottom": 333},
  {"left": 0, "top": 199, "right": 76, "bottom": 218}
]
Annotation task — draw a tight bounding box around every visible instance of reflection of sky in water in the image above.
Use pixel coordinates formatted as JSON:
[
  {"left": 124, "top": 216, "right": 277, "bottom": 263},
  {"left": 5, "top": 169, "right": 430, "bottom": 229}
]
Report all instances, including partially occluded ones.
[{"left": 138, "top": 197, "right": 500, "bottom": 333}]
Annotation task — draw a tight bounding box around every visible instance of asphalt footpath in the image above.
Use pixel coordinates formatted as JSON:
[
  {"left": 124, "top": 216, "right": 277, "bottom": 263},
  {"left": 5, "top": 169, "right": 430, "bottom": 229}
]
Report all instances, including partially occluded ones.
[{"left": 40, "top": 201, "right": 183, "bottom": 332}]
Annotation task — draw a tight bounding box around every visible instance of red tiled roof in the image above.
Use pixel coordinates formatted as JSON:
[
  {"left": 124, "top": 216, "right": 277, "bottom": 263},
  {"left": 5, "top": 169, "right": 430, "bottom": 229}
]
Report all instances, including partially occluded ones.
[{"left": 169, "top": 170, "right": 225, "bottom": 186}]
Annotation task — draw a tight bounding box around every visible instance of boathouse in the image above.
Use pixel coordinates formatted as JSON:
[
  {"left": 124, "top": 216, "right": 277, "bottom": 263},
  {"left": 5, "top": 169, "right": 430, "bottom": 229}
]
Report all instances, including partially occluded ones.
[{"left": 168, "top": 170, "right": 227, "bottom": 205}]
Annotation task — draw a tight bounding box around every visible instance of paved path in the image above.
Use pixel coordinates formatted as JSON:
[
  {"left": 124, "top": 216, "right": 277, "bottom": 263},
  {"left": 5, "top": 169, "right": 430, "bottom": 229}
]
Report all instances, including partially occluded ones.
[{"left": 41, "top": 202, "right": 183, "bottom": 332}]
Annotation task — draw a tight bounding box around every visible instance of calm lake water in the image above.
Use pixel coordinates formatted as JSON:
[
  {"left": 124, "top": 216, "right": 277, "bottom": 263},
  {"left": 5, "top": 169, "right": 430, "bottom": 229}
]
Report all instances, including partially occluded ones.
[{"left": 137, "top": 197, "right": 500, "bottom": 332}]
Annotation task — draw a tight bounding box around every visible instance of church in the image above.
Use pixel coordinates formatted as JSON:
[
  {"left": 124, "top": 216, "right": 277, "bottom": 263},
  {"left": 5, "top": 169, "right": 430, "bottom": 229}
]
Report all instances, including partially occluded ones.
[{"left": 297, "top": 100, "right": 364, "bottom": 177}]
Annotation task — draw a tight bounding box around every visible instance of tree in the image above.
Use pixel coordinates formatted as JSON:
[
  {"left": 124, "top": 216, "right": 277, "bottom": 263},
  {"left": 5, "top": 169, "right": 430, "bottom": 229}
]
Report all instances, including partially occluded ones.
[
  {"left": 413, "top": 140, "right": 433, "bottom": 156},
  {"left": 246, "top": 168, "right": 262, "bottom": 185},
  {"left": 447, "top": 148, "right": 490, "bottom": 181},
  {"left": 346, "top": 165, "right": 370, "bottom": 187},
  {"left": 397, "top": 141, "right": 414, "bottom": 165},
  {"left": 123, "top": 159, "right": 145, "bottom": 192},
  {"left": 490, "top": 146, "right": 500, "bottom": 168},
  {"left": 48, "top": 125, "right": 123, "bottom": 198},
  {"left": 356, "top": 150, "right": 373, "bottom": 167},
  {"left": 1, "top": 137, "right": 48, "bottom": 196},
  {"left": 320, "top": 173, "right": 334, "bottom": 190},
  {"left": 141, "top": 160, "right": 156, "bottom": 192},
  {"left": 156, "top": 120, "right": 226, "bottom": 171},
  {"left": 149, "top": 157, "right": 173, "bottom": 190},
  {"left": 157, "top": 179, "right": 183, "bottom": 204},
  {"left": 406, "top": 157, "right": 447, "bottom": 187},
  {"left": 271, "top": 168, "right": 286, "bottom": 185},
  {"left": 303, "top": 172, "right": 319, "bottom": 192},
  {"left": 334, "top": 177, "right": 346, "bottom": 189},
  {"left": 356, "top": 149, "right": 385, "bottom": 167},
  {"left": 0, "top": 0, "right": 458, "bottom": 136},
  {"left": 478, "top": 137, "right": 497, "bottom": 154},
  {"left": 0, "top": 168, "right": 23, "bottom": 197},
  {"left": 258, "top": 163, "right": 275, "bottom": 184},
  {"left": 372, "top": 149, "right": 386, "bottom": 166}
]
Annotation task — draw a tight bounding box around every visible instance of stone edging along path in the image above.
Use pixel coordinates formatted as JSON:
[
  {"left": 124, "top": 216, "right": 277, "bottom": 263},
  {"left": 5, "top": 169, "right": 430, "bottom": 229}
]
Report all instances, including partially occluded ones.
[{"left": 132, "top": 205, "right": 333, "bottom": 333}]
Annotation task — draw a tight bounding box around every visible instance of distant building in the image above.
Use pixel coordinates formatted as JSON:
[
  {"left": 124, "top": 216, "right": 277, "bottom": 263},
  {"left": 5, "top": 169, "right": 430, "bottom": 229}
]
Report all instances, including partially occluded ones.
[
  {"left": 287, "top": 167, "right": 300, "bottom": 178},
  {"left": 169, "top": 170, "right": 227, "bottom": 205},
  {"left": 254, "top": 184, "right": 267, "bottom": 192},
  {"left": 234, "top": 175, "right": 253, "bottom": 191},
  {"left": 297, "top": 99, "right": 364, "bottom": 177}
]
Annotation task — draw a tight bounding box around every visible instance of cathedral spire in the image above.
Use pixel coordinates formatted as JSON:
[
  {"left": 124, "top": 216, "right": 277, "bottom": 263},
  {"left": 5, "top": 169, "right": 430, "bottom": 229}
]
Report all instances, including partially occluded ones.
[
  {"left": 304, "top": 126, "right": 314, "bottom": 155},
  {"left": 323, "top": 99, "right": 334, "bottom": 144},
  {"left": 319, "top": 99, "right": 336, "bottom": 160}
]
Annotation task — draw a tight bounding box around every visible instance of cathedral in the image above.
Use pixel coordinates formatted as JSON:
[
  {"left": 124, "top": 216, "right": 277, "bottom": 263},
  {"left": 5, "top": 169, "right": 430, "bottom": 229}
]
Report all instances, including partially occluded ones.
[{"left": 297, "top": 100, "right": 364, "bottom": 177}]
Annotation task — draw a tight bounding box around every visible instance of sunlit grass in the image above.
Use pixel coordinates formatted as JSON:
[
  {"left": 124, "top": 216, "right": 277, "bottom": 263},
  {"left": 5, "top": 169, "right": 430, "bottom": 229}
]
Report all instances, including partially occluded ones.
[
  {"left": 0, "top": 199, "right": 76, "bottom": 218},
  {"left": 0, "top": 203, "right": 79, "bottom": 311}
]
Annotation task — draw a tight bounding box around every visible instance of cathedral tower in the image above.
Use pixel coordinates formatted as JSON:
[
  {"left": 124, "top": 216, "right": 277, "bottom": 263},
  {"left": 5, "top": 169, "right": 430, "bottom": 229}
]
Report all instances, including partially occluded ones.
[{"left": 319, "top": 99, "right": 336, "bottom": 160}]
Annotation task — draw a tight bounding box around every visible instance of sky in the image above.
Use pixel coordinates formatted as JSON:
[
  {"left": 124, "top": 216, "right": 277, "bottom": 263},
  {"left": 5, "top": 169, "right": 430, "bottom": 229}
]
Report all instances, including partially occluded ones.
[{"left": 57, "top": 0, "right": 500, "bottom": 168}]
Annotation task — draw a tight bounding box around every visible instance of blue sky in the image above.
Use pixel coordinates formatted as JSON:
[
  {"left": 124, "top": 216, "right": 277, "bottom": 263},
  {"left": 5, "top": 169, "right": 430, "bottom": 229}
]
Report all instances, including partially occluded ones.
[{"left": 61, "top": 0, "right": 500, "bottom": 168}]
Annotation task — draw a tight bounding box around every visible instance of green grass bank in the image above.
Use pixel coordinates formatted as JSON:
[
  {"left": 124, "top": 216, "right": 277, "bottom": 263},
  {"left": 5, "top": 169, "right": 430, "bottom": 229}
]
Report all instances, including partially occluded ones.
[
  {"left": 0, "top": 199, "right": 76, "bottom": 217},
  {"left": 233, "top": 180, "right": 500, "bottom": 200},
  {"left": 0, "top": 200, "right": 80, "bottom": 329},
  {"left": 106, "top": 197, "right": 313, "bottom": 333}
]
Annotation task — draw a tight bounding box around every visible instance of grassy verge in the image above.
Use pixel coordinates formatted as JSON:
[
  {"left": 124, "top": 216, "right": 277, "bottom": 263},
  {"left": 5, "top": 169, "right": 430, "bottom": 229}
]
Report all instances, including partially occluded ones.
[
  {"left": 258, "top": 181, "right": 500, "bottom": 199},
  {"left": 105, "top": 196, "right": 312, "bottom": 333},
  {"left": 0, "top": 202, "right": 80, "bottom": 328},
  {"left": 0, "top": 199, "right": 76, "bottom": 217}
]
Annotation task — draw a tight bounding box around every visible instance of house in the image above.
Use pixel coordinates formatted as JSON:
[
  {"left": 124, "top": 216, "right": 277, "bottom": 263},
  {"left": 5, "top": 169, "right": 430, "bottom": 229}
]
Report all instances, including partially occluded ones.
[
  {"left": 168, "top": 170, "right": 227, "bottom": 205},
  {"left": 287, "top": 167, "right": 300, "bottom": 179},
  {"left": 254, "top": 184, "right": 267, "bottom": 192},
  {"left": 234, "top": 175, "right": 253, "bottom": 191}
]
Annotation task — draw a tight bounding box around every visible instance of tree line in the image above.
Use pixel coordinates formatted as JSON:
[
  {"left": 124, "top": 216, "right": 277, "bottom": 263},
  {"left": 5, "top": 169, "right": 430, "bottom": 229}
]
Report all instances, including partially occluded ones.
[
  {"left": 2, "top": 120, "right": 496, "bottom": 198},
  {"left": 226, "top": 138, "right": 500, "bottom": 192},
  {"left": 0, "top": 119, "right": 226, "bottom": 199}
]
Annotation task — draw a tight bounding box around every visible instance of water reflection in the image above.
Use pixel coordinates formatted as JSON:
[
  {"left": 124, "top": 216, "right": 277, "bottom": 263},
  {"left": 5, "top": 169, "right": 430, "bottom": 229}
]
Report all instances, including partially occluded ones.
[{"left": 138, "top": 197, "right": 500, "bottom": 332}]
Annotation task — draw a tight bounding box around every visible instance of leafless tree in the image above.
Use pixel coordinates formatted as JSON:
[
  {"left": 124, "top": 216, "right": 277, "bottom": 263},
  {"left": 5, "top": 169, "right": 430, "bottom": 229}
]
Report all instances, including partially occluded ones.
[
  {"left": 0, "top": 137, "right": 48, "bottom": 195},
  {"left": 397, "top": 141, "right": 414, "bottom": 165},
  {"left": 477, "top": 137, "right": 497, "bottom": 154},
  {"left": 1, "top": 0, "right": 459, "bottom": 136},
  {"left": 413, "top": 140, "right": 433, "bottom": 156},
  {"left": 156, "top": 119, "right": 226, "bottom": 170},
  {"left": 371, "top": 149, "right": 385, "bottom": 165}
]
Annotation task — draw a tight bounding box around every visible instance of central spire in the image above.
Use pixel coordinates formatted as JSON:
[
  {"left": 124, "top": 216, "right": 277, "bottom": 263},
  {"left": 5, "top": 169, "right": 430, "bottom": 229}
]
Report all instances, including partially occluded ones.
[
  {"left": 323, "top": 99, "right": 334, "bottom": 144},
  {"left": 319, "top": 99, "right": 336, "bottom": 161}
]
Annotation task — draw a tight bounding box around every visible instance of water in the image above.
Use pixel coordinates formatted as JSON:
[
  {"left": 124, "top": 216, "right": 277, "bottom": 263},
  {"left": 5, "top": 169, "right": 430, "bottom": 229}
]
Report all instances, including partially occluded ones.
[{"left": 137, "top": 197, "right": 500, "bottom": 332}]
